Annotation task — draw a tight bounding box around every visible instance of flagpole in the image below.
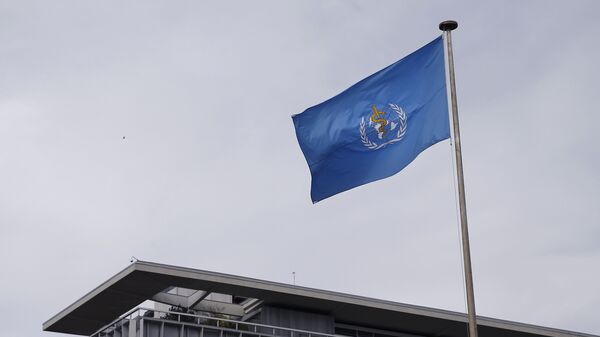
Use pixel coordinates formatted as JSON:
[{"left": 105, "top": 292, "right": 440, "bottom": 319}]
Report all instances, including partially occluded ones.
[{"left": 439, "top": 20, "right": 478, "bottom": 337}]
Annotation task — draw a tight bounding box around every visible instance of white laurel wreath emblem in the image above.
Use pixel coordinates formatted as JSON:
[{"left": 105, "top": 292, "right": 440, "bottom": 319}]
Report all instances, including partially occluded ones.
[{"left": 359, "top": 104, "right": 407, "bottom": 150}]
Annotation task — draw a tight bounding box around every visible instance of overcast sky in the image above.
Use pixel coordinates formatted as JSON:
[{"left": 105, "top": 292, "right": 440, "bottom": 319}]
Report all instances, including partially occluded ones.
[{"left": 1, "top": 1, "right": 599, "bottom": 337}]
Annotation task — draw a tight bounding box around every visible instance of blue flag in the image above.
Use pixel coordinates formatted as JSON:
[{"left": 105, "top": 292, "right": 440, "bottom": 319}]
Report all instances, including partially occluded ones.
[{"left": 293, "top": 36, "right": 450, "bottom": 203}]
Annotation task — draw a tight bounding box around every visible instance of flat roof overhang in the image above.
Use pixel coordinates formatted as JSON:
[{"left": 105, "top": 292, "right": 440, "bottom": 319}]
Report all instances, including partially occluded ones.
[{"left": 43, "top": 261, "right": 597, "bottom": 337}]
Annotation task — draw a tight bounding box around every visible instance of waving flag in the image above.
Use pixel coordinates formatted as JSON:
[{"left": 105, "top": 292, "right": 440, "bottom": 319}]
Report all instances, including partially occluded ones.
[{"left": 293, "top": 36, "right": 450, "bottom": 203}]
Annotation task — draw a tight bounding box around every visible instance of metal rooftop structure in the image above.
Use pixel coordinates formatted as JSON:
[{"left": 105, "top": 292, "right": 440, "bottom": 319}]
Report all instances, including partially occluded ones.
[{"left": 43, "top": 261, "right": 597, "bottom": 337}]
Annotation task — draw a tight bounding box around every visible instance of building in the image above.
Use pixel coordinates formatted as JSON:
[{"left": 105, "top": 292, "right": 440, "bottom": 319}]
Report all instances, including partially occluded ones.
[{"left": 43, "top": 261, "right": 596, "bottom": 337}]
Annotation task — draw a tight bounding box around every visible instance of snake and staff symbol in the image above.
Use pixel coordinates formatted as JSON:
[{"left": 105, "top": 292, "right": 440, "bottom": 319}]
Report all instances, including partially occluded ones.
[{"left": 370, "top": 105, "right": 400, "bottom": 139}]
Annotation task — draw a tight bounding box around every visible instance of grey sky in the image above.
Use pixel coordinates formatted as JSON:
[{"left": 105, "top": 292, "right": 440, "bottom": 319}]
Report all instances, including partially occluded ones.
[{"left": 1, "top": 1, "right": 599, "bottom": 336}]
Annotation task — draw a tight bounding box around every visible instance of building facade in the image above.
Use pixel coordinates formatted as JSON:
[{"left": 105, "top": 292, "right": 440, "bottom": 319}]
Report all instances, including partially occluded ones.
[{"left": 43, "top": 261, "right": 597, "bottom": 337}]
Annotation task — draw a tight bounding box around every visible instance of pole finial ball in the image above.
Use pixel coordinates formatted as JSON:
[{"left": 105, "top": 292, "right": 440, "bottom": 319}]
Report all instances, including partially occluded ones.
[{"left": 439, "top": 20, "right": 458, "bottom": 31}]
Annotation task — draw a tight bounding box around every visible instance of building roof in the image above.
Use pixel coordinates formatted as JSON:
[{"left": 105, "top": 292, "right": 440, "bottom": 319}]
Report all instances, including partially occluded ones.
[{"left": 43, "top": 261, "right": 596, "bottom": 337}]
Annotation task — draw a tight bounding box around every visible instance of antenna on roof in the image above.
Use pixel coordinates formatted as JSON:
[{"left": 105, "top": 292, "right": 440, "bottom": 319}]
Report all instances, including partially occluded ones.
[{"left": 292, "top": 272, "right": 296, "bottom": 286}]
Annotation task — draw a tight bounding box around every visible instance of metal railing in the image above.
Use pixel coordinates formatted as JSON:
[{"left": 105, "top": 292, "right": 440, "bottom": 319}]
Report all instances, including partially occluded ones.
[{"left": 92, "top": 307, "right": 340, "bottom": 337}]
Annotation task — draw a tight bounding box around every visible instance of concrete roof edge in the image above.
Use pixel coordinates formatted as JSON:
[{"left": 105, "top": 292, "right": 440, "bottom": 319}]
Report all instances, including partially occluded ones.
[
  {"left": 42, "top": 263, "right": 137, "bottom": 331},
  {"left": 43, "top": 261, "right": 600, "bottom": 337},
  {"left": 476, "top": 315, "right": 599, "bottom": 337},
  {"left": 135, "top": 261, "right": 599, "bottom": 337},
  {"left": 134, "top": 261, "right": 466, "bottom": 321}
]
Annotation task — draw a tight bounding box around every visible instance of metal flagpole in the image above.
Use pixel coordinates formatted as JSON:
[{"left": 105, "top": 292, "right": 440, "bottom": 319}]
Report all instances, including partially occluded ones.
[{"left": 439, "top": 20, "right": 478, "bottom": 337}]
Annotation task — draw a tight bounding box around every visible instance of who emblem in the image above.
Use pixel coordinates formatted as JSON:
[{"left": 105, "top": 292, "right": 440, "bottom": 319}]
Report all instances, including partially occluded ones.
[{"left": 359, "top": 104, "right": 407, "bottom": 150}]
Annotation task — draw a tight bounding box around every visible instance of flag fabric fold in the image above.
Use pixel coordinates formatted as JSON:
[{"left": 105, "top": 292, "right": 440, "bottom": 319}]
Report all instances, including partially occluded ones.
[{"left": 293, "top": 36, "right": 450, "bottom": 203}]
